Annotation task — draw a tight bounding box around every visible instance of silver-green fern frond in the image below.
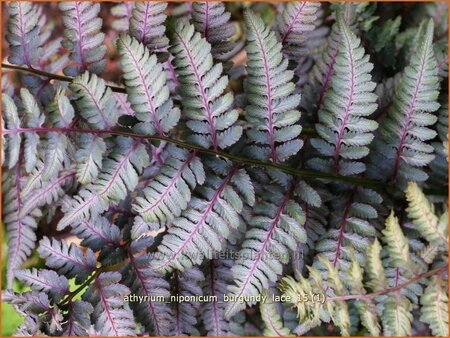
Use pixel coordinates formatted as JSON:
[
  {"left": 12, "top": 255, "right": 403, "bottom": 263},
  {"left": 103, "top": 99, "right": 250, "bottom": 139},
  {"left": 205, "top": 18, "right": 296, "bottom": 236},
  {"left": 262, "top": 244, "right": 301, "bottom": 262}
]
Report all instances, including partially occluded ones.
[
  {"left": 58, "top": 137, "right": 150, "bottom": 230},
  {"left": 132, "top": 145, "right": 205, "bottom": 230},
  {"left": 117, "top": 34, "right": 180, "bottom": 137},
  {"left": 370, "top": 20, "right": 440, "bottom": 186},
  {"left": 59, "top": 2, "right": 106, "bottom": 76},
  {"left": 170, "top": 21, "right": 243, "bottom": 150},
  {"left": 192, "top": 2, "right": 243, "bottom": 62},
  {"left": 244, "top": 10, "right": 302, "bottom": 163},
  {"left": 309, "top": 16, "right": 378, "bottom": 176},
  {"left": 129, "top": 2, "right": 169, "bottom": 51}
]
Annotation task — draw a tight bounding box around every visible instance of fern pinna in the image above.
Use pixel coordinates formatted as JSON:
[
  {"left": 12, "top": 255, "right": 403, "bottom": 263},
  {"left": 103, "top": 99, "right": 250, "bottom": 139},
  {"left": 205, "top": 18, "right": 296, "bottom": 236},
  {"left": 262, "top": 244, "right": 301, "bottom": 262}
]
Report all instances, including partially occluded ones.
[{"left": 1, "top": 1, "right": 448, "bottom": 337}]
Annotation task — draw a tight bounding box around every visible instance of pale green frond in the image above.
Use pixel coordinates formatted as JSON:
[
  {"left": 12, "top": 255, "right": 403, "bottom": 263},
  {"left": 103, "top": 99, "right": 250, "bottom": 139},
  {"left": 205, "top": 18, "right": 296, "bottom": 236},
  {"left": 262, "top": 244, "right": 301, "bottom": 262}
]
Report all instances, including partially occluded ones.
[
  {"left": 405, "top": 181, "right": 448, "bottom": 247},
  {"left": 260, "top": 291, "right": 293, "bottom": 337},
  {"left": 381, "top": 211, "right": 412, "bottom": 269},
  {"left": 420, "top": 276, "right": 449, "bottom": 336}
]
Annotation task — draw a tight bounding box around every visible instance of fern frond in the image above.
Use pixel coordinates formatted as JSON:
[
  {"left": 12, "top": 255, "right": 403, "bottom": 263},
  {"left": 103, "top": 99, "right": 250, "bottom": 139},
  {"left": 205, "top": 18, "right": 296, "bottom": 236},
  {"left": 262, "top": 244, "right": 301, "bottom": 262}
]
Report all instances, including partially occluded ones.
[
  {"left": 370, "top": 20, "right": 440, "bottom": 185},
  {"left": 313, "top": 187, "right": 381, "bottom": 274},
  {"left": 72, "top": 216, "right": 121, "bottom": 252},
  {"left": 133, "top": 145, "right": 205, "bottom": 227},
  {"left": 63, "top": 300, "right": 94, "bottom": 336},
  {"left": 280, "top": 256, "right": 353, "bottom": 336},
  {"left": 59, "top": 2, "right": 106, "bottom": 76},
  {"left": 309, "top": 16, "right": 377, "bottom": 176},
  {"left": 111, "top": 2, "right": 134, "bottom": 33},
  {"left": 75, "top": 134, "right": 107, "bottom": 185},
  {"left": 200, "top": 258, "right": 234, "bottom": 336},
  {"left": 244, "top": 10, "right": 302, "bottom": 163},
  {"left": 382, "top": 296, "right": 413, "bottom": 336},
  {"left": 382, "top": 211, "right": 413, "bottom": 270},
  {"left": 58, "top": 137, "right": 149, "bottom": 230},
  {"left": 117, "top": 34, "right": 180, "bottom": 137},
  {"left": 2, "top": 94, "right": 22, "bottom": 169},
  {"left": 129, "top": 2, "right": 169, "bottom": 51},
  {"left": 84, "top": 271, "right": 136, "bottom": 336},
  {"left": 170, "top": 21, "right": 242, "bottom": 150},
  {"left": 124, "top": 250, "right": 173, "bottom": 336},
  {"left": 20, "top": 170, "right": 75, "bottom": 217},
  {"left": 171, "top": 268, "right": 204, "bottom": 336},
  {"left": 225, "top": 178, "right": 310, "bottom": 318},
  {"left": 70, "top": 72, "right": 120, "bottom": 130},
  {"left": 192, "top": 2, "right": 243, "bottom": 61},
  {"left": 41, "top": 132, "right": 68, "bottom": 181},
  {"left": 3, "top": 168, "right": 39, "bottom": 289},
  {"left": 405, "top": 182, "right": 448, "bottom": 247},
  {"left": 260, "top": 290, "right": 293, "bottom": 336},
  {"left": 301, "top": 3, "right": 363, "bottom": 117},
  {"left": 420, "top": 275, "right": 449, "bottom": 336},
  {"left": 15, "top": 268, "right": 69, "bottom": 302},
  {"left": 277, "top": 2, "right": 321, "bottom": 59},
  {"left": 151, "top": 162, "right": 254, "bottom": 273},
  {"left": 366, "top": 239, "right": 388, "bottom": 292},
  {"left": 20, "top": 88, "right": 45, "bottom": 173},
  {"left": 6, "top": 1, "right": 42, "bottom": 68},
  {"left": 37, "top": 236, "right": 96, "bottom": 284}
]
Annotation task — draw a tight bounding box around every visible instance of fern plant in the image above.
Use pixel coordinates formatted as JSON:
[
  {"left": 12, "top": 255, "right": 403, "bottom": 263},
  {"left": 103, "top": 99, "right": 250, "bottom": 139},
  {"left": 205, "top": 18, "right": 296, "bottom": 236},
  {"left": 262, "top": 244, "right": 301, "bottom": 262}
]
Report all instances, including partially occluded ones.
[{"left": 1, "top": 1, "right": 448, "bottom": 337}]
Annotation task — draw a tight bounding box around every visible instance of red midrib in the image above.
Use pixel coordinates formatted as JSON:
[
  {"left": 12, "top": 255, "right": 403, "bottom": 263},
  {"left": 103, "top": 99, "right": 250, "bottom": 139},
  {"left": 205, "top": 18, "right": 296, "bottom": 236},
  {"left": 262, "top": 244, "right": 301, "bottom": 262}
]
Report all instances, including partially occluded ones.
[
  {"left": 317, "top": 47, "right": 339, "bottom": 115},
  {"left": 81, "top": 219, "right": 114, "bottom": 243},
  {"left": 17, "top": 3, "right": 31, "bottom": 68},
  {"left": 333, "top": 30, "right": 355, "bottom": 173},
  {"left": 280, "top": 2, "right": 308, "bottom": 45},
  {"left": 391, "top": 53, "right": 427, "bottom": 181},
  {"left": 129, "top": 253, "right": 162, "bottom": 335},
  {"left": 154, "top": 166, "right": 238, "bottom": 271},
  {"left": 75, "top": 2, "right": 87, "bottom": 71},
  {"left": 139, "top": 3, "right": 150, "bottom": 43},
  {"left": 140, "top": 152, "right": 196, "bottom": 214},
  {"left": 173, "top": 271, "right": 182, "bottom": 335},
  {"left": 43, "top": 241, "right": 91, "bottom": 268},
  {"left": 248, "top": 17, "right": 277, "bottom": 163},
  {"left": 332, "top": 194, "right": 354, "bottom": 267},
  {"left": 96, "top": 277, "right": 119, "bottom": 336},
  {"left": 175, "top": 30, "right": 218, "bottom": 150},
  {"left": 209, "top": 261, "right": 221, "bottom": 336}
]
